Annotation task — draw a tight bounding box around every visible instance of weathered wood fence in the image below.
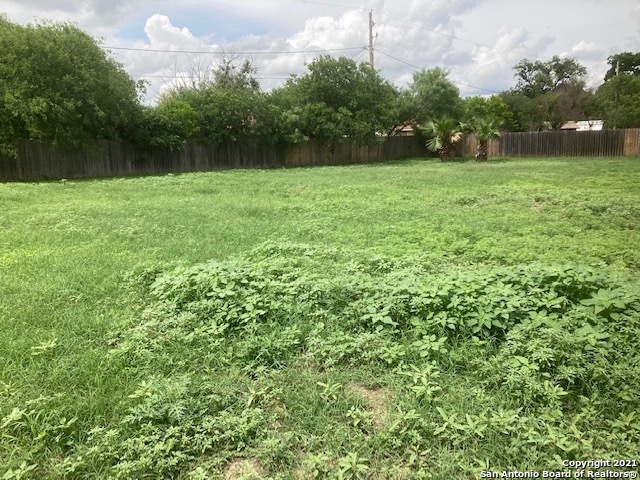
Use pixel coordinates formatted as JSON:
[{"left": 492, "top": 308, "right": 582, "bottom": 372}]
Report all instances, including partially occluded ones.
[
  {"left": 457, "top": 129, "right": 640, "bottom": 158},
  {"left": 0, "top": 136, "right": 431, "bottom": 182},
  {"left": 2, "top": 129, "right": 639, "bottom": 182}
]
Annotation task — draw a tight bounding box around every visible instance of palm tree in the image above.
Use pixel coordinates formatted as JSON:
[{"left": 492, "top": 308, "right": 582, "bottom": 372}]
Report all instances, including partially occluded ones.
[
  {"left": 421, "top": 118, "right": 463, "bottom": 161},
  {"left": 470, "top": 119, "right": 501, "bottom": 162}
]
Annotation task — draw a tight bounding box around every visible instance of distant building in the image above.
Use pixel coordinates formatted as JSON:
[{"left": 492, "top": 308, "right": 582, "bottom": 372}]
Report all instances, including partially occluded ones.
[
  {"left": 576, "top": 120, "right": 604, "bottom": 131},
  {"left": 560, "top": 120, "right": 605, "bottom": 131},
  {"left": 394, "top": 124, "right": 417, "bottom": 136}
]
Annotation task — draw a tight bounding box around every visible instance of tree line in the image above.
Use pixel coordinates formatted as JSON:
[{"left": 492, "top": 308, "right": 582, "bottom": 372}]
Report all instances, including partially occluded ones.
[{"left": 1, "top": 16, "right": 639, "bottom": 158}]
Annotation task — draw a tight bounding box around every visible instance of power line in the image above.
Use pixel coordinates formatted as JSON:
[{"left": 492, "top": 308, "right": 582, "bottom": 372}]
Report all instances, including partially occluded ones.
[
  {"left": 350, "top": 46, "right": 368, "bottom": 61},
  {"left": 133, "top": 74, "right": 295, "bottom": 81},
  {"left": 374, "top": 48, "right": 501, "bottom": 94},
  {"left": 127, "top": 47, "right": 500, "bottom": 93},
  {"left": 104, "top": 45, "right": 364, "bottom": 55}
]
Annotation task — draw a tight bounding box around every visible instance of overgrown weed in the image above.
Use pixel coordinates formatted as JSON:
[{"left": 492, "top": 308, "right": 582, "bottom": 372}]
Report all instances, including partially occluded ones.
[
  {"left": 2, "top": 158, "right": 640, "bottom": 478},
  {"left": 6, "top": 242, "right": 635, "bottom": 477}
]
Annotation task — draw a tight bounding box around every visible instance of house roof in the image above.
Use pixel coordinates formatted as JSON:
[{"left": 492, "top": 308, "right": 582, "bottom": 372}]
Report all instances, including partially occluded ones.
[
  {"left": 560, "top": 120, "right": 605, "bottom": 131},
  {"left": 561, "top": 121, "right": 579, "bottom": 130}
]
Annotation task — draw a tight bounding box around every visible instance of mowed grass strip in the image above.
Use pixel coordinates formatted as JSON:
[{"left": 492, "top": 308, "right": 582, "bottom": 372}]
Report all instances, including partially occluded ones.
[{"left": 0, "top": 156, "right": 639, "bottom": 478}]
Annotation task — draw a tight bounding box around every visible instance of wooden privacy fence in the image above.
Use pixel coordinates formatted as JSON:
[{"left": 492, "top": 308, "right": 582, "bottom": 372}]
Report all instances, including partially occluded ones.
[
  {"left": 457, "top": 128, "right": 640, "bottom": 158},
  {"left": 0, "top": 136, "right": 431, "bottom": 182},
  {"left": 2, "top": 129, "right": 639, "bottom": 182}
]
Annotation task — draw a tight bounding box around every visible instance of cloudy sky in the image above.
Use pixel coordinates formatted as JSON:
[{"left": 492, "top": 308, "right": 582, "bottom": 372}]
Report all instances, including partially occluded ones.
[{"left": 3, "top": 0, "right": 639, "bottom": 103}]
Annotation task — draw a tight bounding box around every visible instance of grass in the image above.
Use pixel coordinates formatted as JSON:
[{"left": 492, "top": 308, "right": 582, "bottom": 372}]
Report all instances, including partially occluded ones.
[{"left": 0, "top": 156, "right": 639, "bottom": 479}]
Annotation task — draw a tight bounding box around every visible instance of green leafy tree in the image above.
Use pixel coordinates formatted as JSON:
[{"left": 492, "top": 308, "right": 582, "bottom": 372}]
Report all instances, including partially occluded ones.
[
  {"left": 467, "top": 119, "right": 501, "bottom": 162},
  {"left": 0, "top": 16, "right": 142, "bottom": 151},
  {"left": 162, "top": 57, "right": 284, "bottom": 146},
  {"left": 604, "top": 52, "right": 640, "bottom": 81},
  {"left": 212, "top": 57, "right": 260, "bottom": 91},
  {"left": 594, "top": 75, "right": 640, "bottom": 128},
  {"left": 498, "top": 91, "right": 544, "bottom": 131},
  {"left": 265, "top": 87, "right": 310, "bottom": 144},
  {"left": 421, "top": 118, "right": 463, "bottom": 161},
  {"left": 502, "top": 56, "right": 592, "bottom": 130},
  {"left": 272, "top": 55, "right": 398, "bottom": 144},
  {"left": 394, "top": 67, "right": 462, "bottom": 130},
  {"left": 595, "top": 52, "right": 640, "bottom": 128},
  {"left": 461, "top": 96, "right": 514, "bottom": 131},
  {"left": 135, "top": 99, "right": 199, "bottom": 151},
  {"left": 513, "top": 55, "right": 587, "bottom": 98},
  {"left": 168, "top": 87, "right": 281, "bottom": 146}
]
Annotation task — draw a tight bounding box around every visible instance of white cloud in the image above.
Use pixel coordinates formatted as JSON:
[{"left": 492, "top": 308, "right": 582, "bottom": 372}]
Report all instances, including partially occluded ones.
[
  {"left": 493, "top": 26, "right": 530, "bottom": 52},
  {"left": 142, "top": 14, "right": 206, "bottom": 50},
  {"left": 1, "top": 0, "right": 146, "bottom": 36},
  {"left": 570, "top": 40, "right": 606, "bottom": 61}
]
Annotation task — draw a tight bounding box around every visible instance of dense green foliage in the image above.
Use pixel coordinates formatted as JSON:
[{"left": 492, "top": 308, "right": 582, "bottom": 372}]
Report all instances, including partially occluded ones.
[
  {"left": 152, "top": 57, "right": 290, "bottom": 148},
  {"left": 499, "top": 56, "right": 594, "bottom": 131},
  {"left": 421, "top": 118, "right": 463, "bottom": 161},
  {"left": 460, "top": 96, "right": 514, "bottom": 131},
  {"left": 395, "top": 67, "right": 462, "bottom": 128},
  {"left": 465, "top": 118, "right": 501, "bottom": 162},
  {"left": 134, "top": 99, "right": 199, "bottom": 151},
  {"left": 1, "top": 158, "right": 640, "bottom": 478},
  {"left": 604, "top": 52, "right": 640, "bottom": 80},
  {"left": 271, "top": 56, "right": 398, "bottom": 144},
  {"left": 60, "top": 247, "right": 639, "bottom": 478},
  {"left": 0, "top": 16, "right": 141, "bottom": 152},
  {"left": 165, "top": 86, "right": 282, "bottom": 147},
  {"left": 593, "top": 53, "right": 640, "bottom": 128},
  {"left": 594, "top": 75, "right": 640, "bottom": 128},
  {"left": 512, "top": 56, "right": 587, "bottom": 98}
]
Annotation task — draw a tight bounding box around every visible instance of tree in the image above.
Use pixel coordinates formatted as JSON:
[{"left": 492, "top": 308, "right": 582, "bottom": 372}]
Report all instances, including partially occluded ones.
[
  {"left": 498, "top": 91, "right": 542, "bottom": 131},
  {"left": 461, "top": 96, "right": 514, "bottom": 131},
  {"left": 467, "top": 119, "right": 501, "bottom": 162},
  {"left": 394, "top": 67, "right": 462, "bottom": 129},
  {"left": 513, "top": 55, "right": 587, "bottom": 98},
  {"left": 594, "top": 52, "right": 640, "bottom": 128},
  {"left": 604, "top": 52, "right": 640, "bottom": 81},
  {"left": 272, "top": 56, "right": 398, "bottom": 144},
  {"left": 502, "top": 56, "right": 592, "bottom": 130},
  {"left": 212, "top": 57, "right": 260, "bottom": 91},
  {"left": 162, "top": 56, "right": 284, "bottom": 146},
  {"left": 167, "top": 87, "right": 278, "bottom": 146},
  {"left": 134, "top": 99, "right": 199, "bottom": 151},
  {"left": 594, "top": 75, "right": 640, "bottom": 128},
  {"left": 460, "top": 97, "right": 505, "bottom": 161},
  {"left": 167, "top": 53, "right": 260, "bottom": 92},
  {"left": 421, "top": 118, "right": 463, "bottom": 161},
  {"left": 0, "top": 16, "right": 142, "bottom": 152}
]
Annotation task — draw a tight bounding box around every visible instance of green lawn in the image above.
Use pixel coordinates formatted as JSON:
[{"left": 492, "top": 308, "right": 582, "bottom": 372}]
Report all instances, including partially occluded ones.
[{"left": 1, "top": 157, "right": 639, "bottom": 479}]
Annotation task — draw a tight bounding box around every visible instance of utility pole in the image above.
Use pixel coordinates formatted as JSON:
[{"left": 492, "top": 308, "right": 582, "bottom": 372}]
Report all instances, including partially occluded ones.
[
  {"left": 368, "top": 10, "right": 375, "bottom": 68},
  {"left": 614, "top": 60, "right": 620, "bottom": 128}
]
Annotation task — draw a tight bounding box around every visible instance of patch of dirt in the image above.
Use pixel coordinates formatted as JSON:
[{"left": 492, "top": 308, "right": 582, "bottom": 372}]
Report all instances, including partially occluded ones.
[
  {"left": 224, "top": 458, "right": 264, "bottom": 480},
  {"left": 531, "top": 201, "right": 546, "bottom": 210},
  {"left": 346, "top": 384, "right": 390, "bottom": 429}
]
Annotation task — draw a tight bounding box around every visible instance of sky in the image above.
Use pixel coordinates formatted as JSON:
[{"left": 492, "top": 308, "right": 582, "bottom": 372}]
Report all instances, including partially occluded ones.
[{"left": 2, "top": 0, "right": 639, "bottom": 103}]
